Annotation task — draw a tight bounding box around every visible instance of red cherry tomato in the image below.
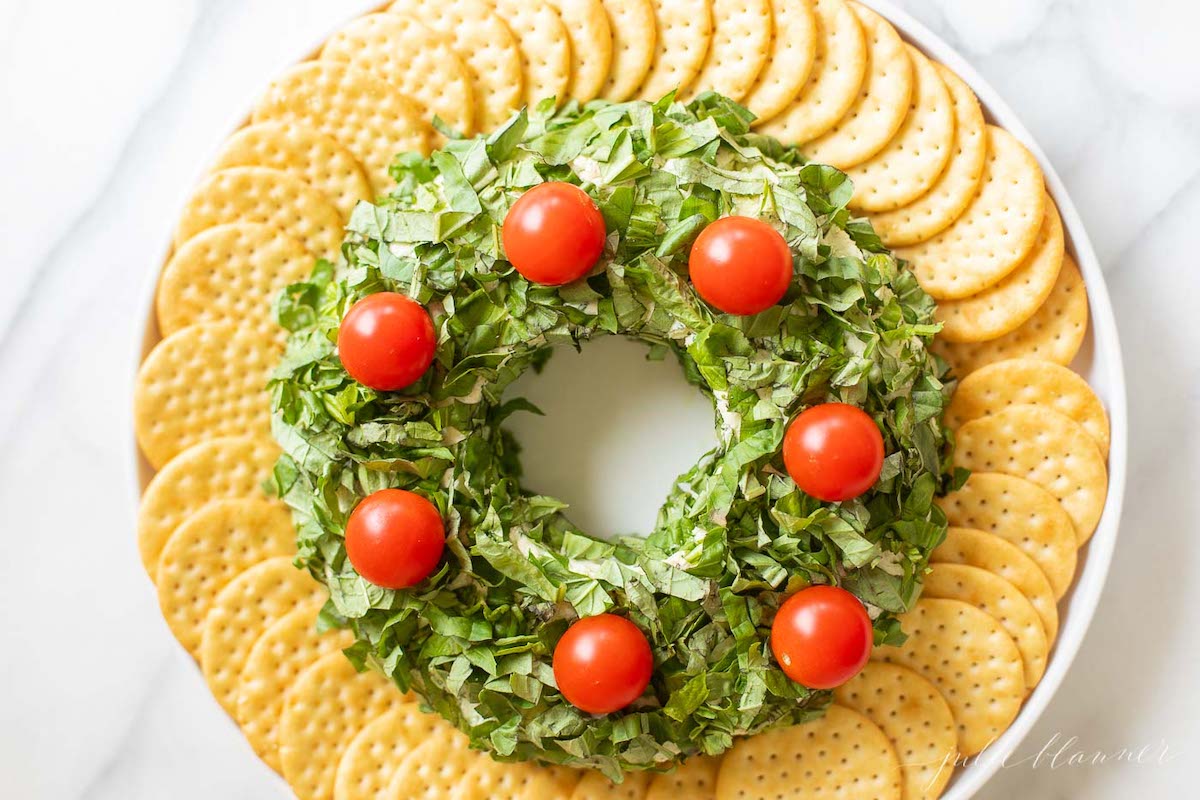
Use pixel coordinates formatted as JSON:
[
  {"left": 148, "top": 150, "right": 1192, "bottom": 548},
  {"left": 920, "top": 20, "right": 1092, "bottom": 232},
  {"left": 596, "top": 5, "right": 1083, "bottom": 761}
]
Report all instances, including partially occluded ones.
[
  {"left": 337, "top": 292, "right": 436, "bottom": 391},
  {"left": 552, "top": 614, "right": 653, "bottom": 714},
  {"left": 687, "top": 216, "right": 793, "bottom": 315},
  {"left": 782, "top": 403, "right": 885, "bottom": 502},
  {"left": 502, "top": 181, "right": 607, "bottom": 285},
  {"left": 344, "top": 489, "right": 445, "bottom": 589},
  {"left": 771, "top": 585, "right": 873, "bottom": 689}
]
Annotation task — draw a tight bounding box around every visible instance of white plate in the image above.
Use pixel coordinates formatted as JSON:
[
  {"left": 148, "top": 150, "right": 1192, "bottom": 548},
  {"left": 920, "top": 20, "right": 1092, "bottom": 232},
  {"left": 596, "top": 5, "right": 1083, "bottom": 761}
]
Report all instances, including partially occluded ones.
[{"left": 127, "top": 3, "right": 1128, "bottom": 796}]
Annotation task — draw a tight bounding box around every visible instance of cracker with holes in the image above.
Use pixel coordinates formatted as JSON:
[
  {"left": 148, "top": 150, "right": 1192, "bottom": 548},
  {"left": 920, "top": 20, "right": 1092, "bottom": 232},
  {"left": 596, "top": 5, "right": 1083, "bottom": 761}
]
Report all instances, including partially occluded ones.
[
  {"left": 954, "top": 405, "right": 1108, "bottom": 543},
  {"left": 156, "top": 498, "right": 295, "bottom": 657},
  {"left": 333, "top": 704, "right": 462, "bottom": 800},
  {"left": 137, "top": 436, "right": 279, "bottom": 579},
  {"left": 846, "top": 45, "right": 955, "bottom": 212},
  {"left": 174, "top": 166, "right": 343, "bottom": 259},
  {"left": 833, "top": 662, "right": 958, "bottom": 800},
  {"left": 491, "top": 0, "right": 573, "bottom": 107},
  {"left": 452, "top": 761, "right": 582, "bottom": 800},
  {"left": 549, "top": 0, "right": 614, "bottom": 101},
  {"left": 238, "top": 602, "right": 354, "bottom": 772},
  {"left": 759, "top": 0, "right": 867, "bottom": 145},
  {"left": 946, "top": 358, "right": 1110, "bottom": 457},
  {"left": 133, "top": 323, "right": 276, "bottom": 469},
  {"left": 931, "top": 255, "right": 1090, "bottom": 377},
  {"left": 742, "top": 0, "right": 817, "bottom": 124},
  {"left": 321, "top": 13, "right": 476, "bottom": 136},
  {"left": 156, "top": 222, "right": 312, "bottom": 341},
  {"left": 935, "top": 195, "right": 1065, "bottom": 342},
  {"left": 646, "top": 755, "right": 719, "bottom": 800},
  {"left": 636, "top": 0, "right": 714, "bottom": 100},
  {"left": 599, "top": 0, "right": 658, "bottom": 101},
  {"left": 686, "top": 0, "right": 771, "bottom": 102},
  {"left": 212, "top": 122, "right": 373, "bottom": 220},
  {"left": 252, "top": 60, "right": 430, "bottom": 193},
  {"left": 715, "top": 704, "right": 901, "bottom": 800},
  {"left": 875, "top": 598, "right": 1025, "bottom": 756},
  {"left": 384, "top": 734, "right": 488, "bottom": 800},
  {"left": 896, "top": 126, "right": 1046, "bottom": 299},
  {"left": 801, "top": 2, "right": 914, "bottom": 169},
  {"left": 571, "top": 770, "right": 653, "bottom": 799}
]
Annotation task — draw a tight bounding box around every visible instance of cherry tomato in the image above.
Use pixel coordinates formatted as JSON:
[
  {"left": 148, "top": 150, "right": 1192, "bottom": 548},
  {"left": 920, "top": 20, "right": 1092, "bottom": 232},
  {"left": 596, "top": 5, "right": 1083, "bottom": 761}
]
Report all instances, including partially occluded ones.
[
  {"left": 552, "top": 614, "right": 653, "bottom": 714},
  {"left": 687, "top": 216, "right": 793, "bottom": 315},
  {"left": 337, "top": 292, "right": 436, "bottom": 391},
  {"left": 782, "top": 403, "right": 885, "bottom": 502},
  {"left": 344, "top": 489, "right": 445, "bottom": 589},
  {"left": 502, "top": 181, "right": 607, "bottom": 285},
  {"left": 771, "top": 585, "right": 873, "bottom": 689}
]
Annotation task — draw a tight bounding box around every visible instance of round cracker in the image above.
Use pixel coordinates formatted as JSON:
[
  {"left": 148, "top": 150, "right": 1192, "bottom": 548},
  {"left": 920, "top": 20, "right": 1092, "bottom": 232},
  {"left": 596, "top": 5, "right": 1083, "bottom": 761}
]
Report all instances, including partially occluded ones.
[
  {"left": 200, "top": 556, "right": 324, "bottom": 715},
  {"left": 833, "top": 662, "right": 958, "bottom": 800},
  {"left": 280, "top": 651, "right": 401, "bottom": 800},
  {"left": 252, "top": 59, "right": 431, "bottom": 194},
  {"left": 156, "top": 498, "right": 295, "bottom": 657},
  {"left": 136, "top": 436, "right": 279, "bottom": 580},
  {"left": 174, "top": 166, "right": 343, "bottom": 260},
  {"left": 946, "top": 358, "right": 1109, "bottom": 457},
  {"left": 715, "top": 704, "right": 902, "bottom": 800},
  {"left": 212, "top": 122, "right": 372, "bottom": 220},
  {"left": 800, "top": 3, "right": 914, "bottom": 169},
  {"left": 334, "top": 704, "right": 462, "bottom": 800},
  {"left": 921, "top": 563, "right": 1049, "bottom": 688},
  {"left": 599, "top": 0, "right": 658, "bottom": 101},
  {"left": 935, "top": 195, "right": 1065, "bottom": 343},
  {"left": 388, "top": 0, "right": 525, "bottom": 132},
  {"left": 758, "top": 0, "right": 867, "bottom": 146},
  {"left": 570, "top": 771, "right": 652, "bottom": 799},
  {"left": 238, "top": 601, "right": 354, "bottom": 772},
  {"left": 954, "top": 405, "right": 1109, "bottom": 544},
  {"left": 685, "top": 0, "right": 771, "bottom": 102},
  {"left": 933, "top": 527, "right": 1059, "bottom": 645},
  {"left": 156, "top": 222, "right": 312, "bottom": 341},
  {"left": 549, "top": 0, "right": 614, "bottom": 101},
  {"left": 743, "top": 0, "right": 817, "bottom": 125},
  {"left": 937, "top": 473, "right": 1078, "bottom": 600},
  {"left": 636, "top": 0, "right": 714, "bottom": 101},
  {"left": 931, "top": 255, "right": 1089, "bottom": 377},
  {"left": 384, "top": 733, "right": 488, "bottom": 800},
  {"left": 492, "top": 0, "right": 573, "bottom": 107},
  {"left": 868, "top": 64, "right": 987, "bottom": 248},
  {"left": 846, "top": 45, "right": 955, "bottom": 212},
  {"left": 874, "top": 598, "right": 1025, "bottom": 756},
  {"left": 896, "top": 126, "right": 1046, "bottom": 300},
  {"left": 134, "top": 322, "right": 277, "bottom": 470},
  {"left": 646, "top": 755, "right": 719, "bottom": 800},
  {"left": 321, "top": 13, "right": 476, "bottom": 136},
  {"left": 453, "top": 760, "right": 582, "bottom": 800}
]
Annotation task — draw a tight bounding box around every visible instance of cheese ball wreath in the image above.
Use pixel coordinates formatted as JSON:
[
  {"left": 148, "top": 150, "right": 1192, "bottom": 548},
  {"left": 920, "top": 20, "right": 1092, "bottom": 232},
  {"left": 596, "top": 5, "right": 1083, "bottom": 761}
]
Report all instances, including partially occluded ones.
[{"left": 269, "top": 94, "right": 953, "bottom": 779}]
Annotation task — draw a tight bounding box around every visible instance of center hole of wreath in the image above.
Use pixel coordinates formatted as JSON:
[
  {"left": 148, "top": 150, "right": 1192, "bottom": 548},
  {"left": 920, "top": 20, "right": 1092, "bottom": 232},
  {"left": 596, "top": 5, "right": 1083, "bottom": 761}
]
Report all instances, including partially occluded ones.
[{"left": 504, "top": 337, "right": 717, "bottom": 541}]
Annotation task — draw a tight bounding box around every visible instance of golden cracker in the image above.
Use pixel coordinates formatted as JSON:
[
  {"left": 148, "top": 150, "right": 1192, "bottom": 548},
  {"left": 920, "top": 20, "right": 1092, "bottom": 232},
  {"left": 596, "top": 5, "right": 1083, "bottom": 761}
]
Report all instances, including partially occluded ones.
[
  {"left": 759, "top": 0, "right": 867, "bottom": 145},
  {"left": 937, "top": 473, "right": 1077, "bottom": 600},
  {"left": 868, "top": 64, "right": 987, "bottom": 248},
  {"left": 833, "top": 662, "right": 958, "bottom": 800},
  {"left": 280, "top": 652, "right": 402, "bottom": 800},
  {"left": 715, "top": 704, "right": 901, "bottom": 800},
  {"left": 252, "top": 59, "right": 430, "bottom": 194},
  {"left": 931, "top": 255, "right": 1089, "bottom": 377},
  {"left": 156, "top": 222, "right": 312, "bottom": 342},
  {"left": 801, "top": 2, "right": 914, "bottom": 169},
  {"left": 384, "top": 734, "right": 487, "bottom": 800},
  {"left": 134, "top": 322, "right": 276, "bottom": 470},
  {"left": 935, "top": 196, "right": 1065, "bottom": 343},
  {"left": 946, "top": 358, "right": 1109, "bottom": 457},
  {"left": 933, "top": 526, "right": 1059, "bottom": 645},
  {"left": 874, "top": 598, "right": 1025, "bottom": 756},
  {"left": 156, "top": 498, "right": 295, "bottom": 657},
  {"left": 572, "top": 771, "right": 653, "bottom": 799},
  {"left": 174, "top": 166, "right": 343, "bottom": 260},
  {"left": 743, "top": 0, "right": 817, "bottom": 125},
  {"left": 846, "top": 45, "right": 955, "bottom": 212},
  {"left": 212, "top": 121, "right": 372, "bottom": 220},
  {"left": 646, "top": 755, "right": 719, "bottom": 800},
  {"left": 238, "top": 601, "right": 354, "bottom": 772},
  {"left": 954, "top": 405, "right": 1108, "bottom": 544},
  {"left": 137, "top": 436, "right": 279, "bottom": 580},
  {"left": 636, "top": 0, "right": 714, "bottom": 100},
  {"left": 492, "top": 0, "right": 573, "bottom": 107},
  {"left": 452, "top": 761, "right": 582, "bottom": 800},
  {"left": 599, "top": 0, "right": 658, "bottom": 101},
  {"left": 337, "top": 705, "right": 465, "bottom": 800},
  {"left": 388, "top": 0, "right": 525, "bottom": 131},
  {"left": 896, "top": 126, "right": 1046, "bottom": 299},
  {"left": 686, "top": 0, "right": 771, "bottom": 102},
  {"left": 200, "top": 556, "right": 324, "bottom": 715},
  {"left": 322, "top": 13, "right": 476, "bottom": 135},
  {"left": 921, "top": 563, "right": 1049, "bottom": 688},
  {"left": 548, "top": 0, "right": 615, "bottom": 101}
]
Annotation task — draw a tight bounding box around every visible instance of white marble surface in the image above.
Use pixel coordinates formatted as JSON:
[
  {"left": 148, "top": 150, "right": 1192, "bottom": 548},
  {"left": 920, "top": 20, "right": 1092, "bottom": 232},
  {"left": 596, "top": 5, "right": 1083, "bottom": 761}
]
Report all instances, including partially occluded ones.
[{"left": 1, "top": 0, "right": 1197, "bottom": 797}]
